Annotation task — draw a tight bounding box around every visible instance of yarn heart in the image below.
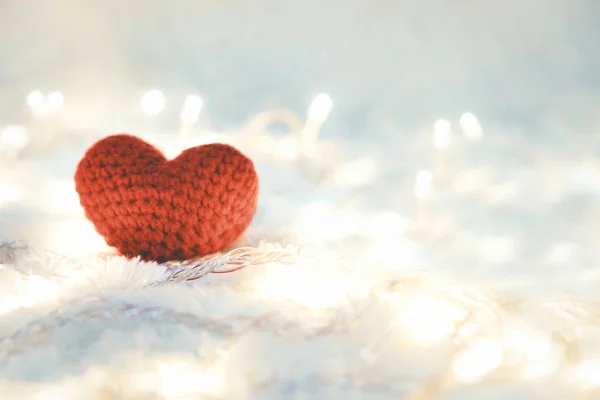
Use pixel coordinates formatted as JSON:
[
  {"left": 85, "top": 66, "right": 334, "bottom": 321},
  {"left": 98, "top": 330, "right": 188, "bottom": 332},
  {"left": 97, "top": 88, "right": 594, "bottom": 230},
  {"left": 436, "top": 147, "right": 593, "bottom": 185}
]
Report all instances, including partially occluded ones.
[{"left": 74, "top": 134, "right": 259, "bottom": 262}]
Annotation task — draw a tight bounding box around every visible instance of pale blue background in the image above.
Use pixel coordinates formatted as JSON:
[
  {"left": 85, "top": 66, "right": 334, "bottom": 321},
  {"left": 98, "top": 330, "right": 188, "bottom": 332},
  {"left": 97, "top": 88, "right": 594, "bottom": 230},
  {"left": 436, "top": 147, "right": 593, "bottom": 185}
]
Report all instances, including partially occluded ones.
[{"left": 2, "top": 0, "right": 598, "bottom": 137}]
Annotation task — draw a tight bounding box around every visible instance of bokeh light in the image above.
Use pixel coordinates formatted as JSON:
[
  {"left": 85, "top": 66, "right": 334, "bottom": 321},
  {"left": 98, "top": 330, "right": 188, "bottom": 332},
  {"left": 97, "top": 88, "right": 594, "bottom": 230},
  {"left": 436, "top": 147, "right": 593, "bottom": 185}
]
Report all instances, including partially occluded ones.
[{"left": 141, "top": 89, "right": 166, "bottom": 116}]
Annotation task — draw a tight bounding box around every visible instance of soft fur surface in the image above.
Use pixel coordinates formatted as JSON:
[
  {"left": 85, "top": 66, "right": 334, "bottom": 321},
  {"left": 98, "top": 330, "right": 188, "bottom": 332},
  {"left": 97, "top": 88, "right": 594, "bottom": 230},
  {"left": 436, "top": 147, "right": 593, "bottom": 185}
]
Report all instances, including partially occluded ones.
[
  {"left": 2, "top": 129, "right": 600, "bottom": 399},
  {"left": 0, "top": 239, "right": 592, "bottom": 400}
]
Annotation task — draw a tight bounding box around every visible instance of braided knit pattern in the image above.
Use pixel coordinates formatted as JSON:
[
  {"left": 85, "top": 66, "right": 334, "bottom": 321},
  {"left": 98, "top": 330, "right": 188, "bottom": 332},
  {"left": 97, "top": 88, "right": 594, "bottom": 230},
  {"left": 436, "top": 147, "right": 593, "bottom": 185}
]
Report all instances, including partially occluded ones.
[{"left": 74, "top": 134, "right": 259, "bottom": 262}]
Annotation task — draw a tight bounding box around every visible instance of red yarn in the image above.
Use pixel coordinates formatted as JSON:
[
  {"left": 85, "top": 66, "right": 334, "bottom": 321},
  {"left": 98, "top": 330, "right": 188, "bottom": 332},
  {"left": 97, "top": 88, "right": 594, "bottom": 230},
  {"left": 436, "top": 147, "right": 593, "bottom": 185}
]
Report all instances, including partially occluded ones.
[{"left": 74, "top": 134, "right": 259, "bottom": 262}]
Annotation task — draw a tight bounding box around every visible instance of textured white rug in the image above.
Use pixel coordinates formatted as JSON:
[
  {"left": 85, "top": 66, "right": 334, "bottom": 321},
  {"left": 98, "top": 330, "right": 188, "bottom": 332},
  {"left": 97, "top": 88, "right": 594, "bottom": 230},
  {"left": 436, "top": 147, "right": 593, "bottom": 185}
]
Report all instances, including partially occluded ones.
[
  {"left": 3, "top": 128, "right": 600, "bottom": 400},
  {"left": 2, "top": 113, "right": 600, "bottom": 400},
  {"left": 0, "top": 235, "right": 598, "bottom": 400}
]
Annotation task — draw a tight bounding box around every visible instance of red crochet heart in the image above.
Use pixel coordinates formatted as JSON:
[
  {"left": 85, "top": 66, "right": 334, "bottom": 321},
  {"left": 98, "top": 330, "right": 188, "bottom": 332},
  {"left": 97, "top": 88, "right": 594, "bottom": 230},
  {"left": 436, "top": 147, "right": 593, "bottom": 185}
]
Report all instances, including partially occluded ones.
[{"left": 74, "top": 134, "right": 259, "bottom": 262}]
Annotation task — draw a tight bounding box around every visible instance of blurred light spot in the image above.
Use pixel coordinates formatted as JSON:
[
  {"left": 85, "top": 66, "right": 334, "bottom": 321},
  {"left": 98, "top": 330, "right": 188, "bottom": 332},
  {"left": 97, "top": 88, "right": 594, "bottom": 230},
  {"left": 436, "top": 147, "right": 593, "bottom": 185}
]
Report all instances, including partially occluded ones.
[
  {"left": 521, "top": 338, "right": 560, "bottom": 379},
  {"left": 331, "top": 157, "right": 377, "bottom": 187},
  {"left": 253, "top": 265, "right": 356, "bottom": 309},
  {"left": 546, "top": 242, "right": 577, "bottom": 266},
  {"left": 307, "top": 93, "right": 333, "bottom": 122},
  {"left": 414, "top": 170, "right": 433, "bottom": 199},
  {"left": 0, "top": 125, "right": 29, "bottom": 150},
  {"left": 0, "top": 181, "right": 21, "bottom": 205},
  {"left": 26, "top": 90, "right": 47, "bottom": 117},
  {"left": 479, "top": 236, "right": 516, "bottom": 264},
  {"left": 453, "top": 338, "right": 504, "bottom": 384},
  {"left": 180, "top": 94, "right": 204, "bottom": 124},
  {"left": 25, "top": 90, "right": 64, "bottom": 117},
  {"left": 141, "top": 90, "right": 166, "bottom": 116},
  {"left": 275, "top": 136, "right": 298, "bottom": 160},
  {"left": 454, "top": 168, "right": 489, "bottom": 195},
  {"left": 433, "top": 119, "right": 452, "bottom": 150},
  {"left": 157, "top": 360, "right": 226, "bottom": 399},
  {"left": 26, "top": 90, "right": 44, "bottom": 109},
  {"left": 0, "top": 275, "right": 61, "bottom": 315},
  {"left": 397, "top": 295, "right": 468, "bottom": 345},
  {"left": 416, "top": 170, "right": 433, "bottom": 185},
  {"left": 362, "top": 212, "right": 408, "bottom": 239},
  {"left": 46, "top": 91, "right": 64, "bottom": 111},
  {"left": 460, "top": 112, "right": 483, "bottom": 141},
  {"left": 567, "top": 360, "right": 600, "bottom": 388},
  {"left": 362, "top": 237, "right": 419, "bottom": 268},
  {"left": 40, "top": 180, "right": 83, "bottom": 215},
  {"left": 180, "top": 108, "right": 200, "bottom": 124},
  {"left": 184, "top": 94, "right": 204, "bottom": 111},
  {"left": 570, "top": 160, "right": 600, "bottom": 197},
  {"left": 293, "top": 202, "right": 357, "bottom": 242},
  {"left": 503, "top": 330, "right": 561, "bottom": 379},
  {"left": 44, "top": 220, "right": 109, "bottom": 254}
]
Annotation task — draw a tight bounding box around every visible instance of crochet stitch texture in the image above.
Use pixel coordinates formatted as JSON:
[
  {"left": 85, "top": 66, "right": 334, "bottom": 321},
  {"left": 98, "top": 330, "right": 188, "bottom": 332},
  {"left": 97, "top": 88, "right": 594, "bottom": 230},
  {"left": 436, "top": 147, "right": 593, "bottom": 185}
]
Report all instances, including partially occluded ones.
[{"left": 74, "top": 134, "right": 259, "bottom": 262}]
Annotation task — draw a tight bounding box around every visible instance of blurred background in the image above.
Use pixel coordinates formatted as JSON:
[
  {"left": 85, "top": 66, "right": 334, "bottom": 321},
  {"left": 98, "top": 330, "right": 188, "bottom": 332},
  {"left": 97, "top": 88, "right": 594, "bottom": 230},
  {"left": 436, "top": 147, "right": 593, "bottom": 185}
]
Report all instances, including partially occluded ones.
[{"left": 2, "top": 0, "right": 599, "bottom": 139}]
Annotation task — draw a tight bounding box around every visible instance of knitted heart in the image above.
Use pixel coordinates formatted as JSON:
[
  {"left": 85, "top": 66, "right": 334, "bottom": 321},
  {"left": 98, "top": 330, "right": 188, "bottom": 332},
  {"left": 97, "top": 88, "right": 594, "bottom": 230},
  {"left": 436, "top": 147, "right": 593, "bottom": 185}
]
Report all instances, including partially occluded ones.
[{"left": 74, "top": 134, "right": 259, "bottom": 262}]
